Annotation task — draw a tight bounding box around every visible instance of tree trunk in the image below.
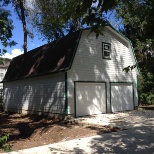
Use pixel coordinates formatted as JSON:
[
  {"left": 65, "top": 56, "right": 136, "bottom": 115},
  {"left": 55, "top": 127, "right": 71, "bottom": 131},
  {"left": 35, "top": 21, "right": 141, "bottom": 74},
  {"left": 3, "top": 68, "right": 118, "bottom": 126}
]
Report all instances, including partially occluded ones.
[{"left": 19, "top": 0, "right": 27, "bottom": 53}]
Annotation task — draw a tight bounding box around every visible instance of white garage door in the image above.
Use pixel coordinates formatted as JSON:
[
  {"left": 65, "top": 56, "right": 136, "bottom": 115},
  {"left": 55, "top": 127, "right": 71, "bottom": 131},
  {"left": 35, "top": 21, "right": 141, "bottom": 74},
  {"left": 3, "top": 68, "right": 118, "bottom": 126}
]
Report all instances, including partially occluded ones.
[
  {"left": 75, "top": 82, "right": 106, "bottom": 117},
  {"left": 111, "top": 83, "right": 134, "bottom": 112}
]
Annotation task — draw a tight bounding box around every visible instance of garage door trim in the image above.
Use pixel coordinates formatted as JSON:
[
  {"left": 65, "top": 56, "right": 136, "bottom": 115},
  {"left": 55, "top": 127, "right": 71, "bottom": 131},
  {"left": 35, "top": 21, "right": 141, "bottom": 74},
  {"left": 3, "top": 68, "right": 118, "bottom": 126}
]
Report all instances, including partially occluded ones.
[
  {"left": 74, "top": 81, "right": 107, "bottom": 117},
  {"left": 110, "top": 82, "right": 135, "bottom": 112}
]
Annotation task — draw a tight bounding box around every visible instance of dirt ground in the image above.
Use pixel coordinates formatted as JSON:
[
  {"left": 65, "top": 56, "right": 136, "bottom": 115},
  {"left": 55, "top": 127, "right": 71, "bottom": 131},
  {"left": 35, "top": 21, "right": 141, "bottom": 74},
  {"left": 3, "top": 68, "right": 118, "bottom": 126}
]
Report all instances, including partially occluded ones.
[{"left": 0, "top": 112, "right": 120, "bottom": 152}]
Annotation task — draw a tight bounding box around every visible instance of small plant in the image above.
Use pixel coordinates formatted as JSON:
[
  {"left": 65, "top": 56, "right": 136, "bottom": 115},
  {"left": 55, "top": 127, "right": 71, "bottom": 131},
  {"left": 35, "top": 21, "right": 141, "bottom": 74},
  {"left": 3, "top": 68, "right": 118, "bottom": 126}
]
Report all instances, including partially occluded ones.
[
  {"left": 146, "top": 95, "right": 154, "bottom": 105},
  {"left": 140, "top": 93, "right": 154, "bottom": 105},
  {"left": 0, "top": 134, "right": 11, "bottom": 152}
]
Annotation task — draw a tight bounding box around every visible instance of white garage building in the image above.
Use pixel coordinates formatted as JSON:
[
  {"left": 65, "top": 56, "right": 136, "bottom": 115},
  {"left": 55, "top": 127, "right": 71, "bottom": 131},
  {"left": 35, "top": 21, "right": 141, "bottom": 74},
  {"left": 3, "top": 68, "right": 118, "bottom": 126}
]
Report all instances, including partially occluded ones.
[{"left": 3, "top": 26, "right": 139, "bottom": 117}]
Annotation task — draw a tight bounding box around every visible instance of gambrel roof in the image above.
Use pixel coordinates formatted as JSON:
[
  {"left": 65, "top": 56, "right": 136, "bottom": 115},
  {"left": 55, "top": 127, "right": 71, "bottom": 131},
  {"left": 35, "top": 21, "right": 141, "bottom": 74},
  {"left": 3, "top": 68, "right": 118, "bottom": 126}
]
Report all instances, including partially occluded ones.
[
  {"left": 3, "top": 30, "right": 82, "bottom": 82},
  {"left": 3, "top": 26, "right": 139, "bottom": 82}
]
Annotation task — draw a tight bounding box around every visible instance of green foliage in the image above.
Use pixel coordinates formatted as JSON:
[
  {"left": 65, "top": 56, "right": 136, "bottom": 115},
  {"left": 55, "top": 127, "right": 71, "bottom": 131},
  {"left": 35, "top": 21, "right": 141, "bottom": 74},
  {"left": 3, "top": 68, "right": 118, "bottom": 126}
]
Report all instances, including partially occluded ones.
[
  {"left": 138, "top": 73, "right": 154, "bottom": 104},
  {"left": 1, "top": 0, "right": 34, "bottom": 53},
  {"left": 0, "top": 6, "right": 15, "bottom": 46},
  {"left": 147, "top": 95, "right": 154, "bottom": 105},
  {"left": 29, "top": 0, "right": 119, "bottom": 41},
  {"left": 116, "top": 0, "right": 154, "bottom": 104},
  {"left": 1, "top": 0, "right": 119, "bottom": 49},
  {"left": 0, "top": 57, "right": 11, "bottom": 63},
  {"left": 140, "top": 93, "right": 154, "bottom": 105},
  {"left": 0, "top": 1, "right": 17, "bottom": 54},
  {"left": 0, "top": 134, "right": 11, "bottom": 152},
  {"left": 116, "top": 0, "right": 154, "bottom": 60},
  {"left": 123, "top": 64, "right": 136, "bottom": 73}
]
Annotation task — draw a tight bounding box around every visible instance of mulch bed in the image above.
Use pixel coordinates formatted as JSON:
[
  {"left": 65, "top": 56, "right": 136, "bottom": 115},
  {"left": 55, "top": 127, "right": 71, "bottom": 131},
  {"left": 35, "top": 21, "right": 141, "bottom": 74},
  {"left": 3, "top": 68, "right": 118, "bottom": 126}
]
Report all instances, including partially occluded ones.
[{"left": 0, "top": 112, "right": 121, "bottom": 152}]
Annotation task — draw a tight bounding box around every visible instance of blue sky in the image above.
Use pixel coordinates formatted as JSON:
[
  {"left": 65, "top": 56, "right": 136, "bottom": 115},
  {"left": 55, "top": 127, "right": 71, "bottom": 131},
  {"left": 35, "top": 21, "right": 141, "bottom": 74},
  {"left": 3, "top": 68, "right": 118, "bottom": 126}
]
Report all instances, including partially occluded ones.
[
  {"left": 0, "top": 3, "right": 122, "bottom": 59},
  {"left": 0, "top": 4, "right": 47, "bottom": 59}
]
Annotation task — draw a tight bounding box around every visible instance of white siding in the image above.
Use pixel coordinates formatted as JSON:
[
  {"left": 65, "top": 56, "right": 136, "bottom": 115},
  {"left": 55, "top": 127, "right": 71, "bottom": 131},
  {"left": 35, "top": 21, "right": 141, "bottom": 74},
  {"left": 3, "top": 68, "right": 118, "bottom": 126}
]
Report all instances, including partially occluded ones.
[
  {"left": 4, "top": 73, "right": 65, "bottom": 114},
  {"left": 67, "top": 28, "right": 138, "bottom": 115},
  {"left": 0, "top": 67, "right": 7, "bottom": 89}
]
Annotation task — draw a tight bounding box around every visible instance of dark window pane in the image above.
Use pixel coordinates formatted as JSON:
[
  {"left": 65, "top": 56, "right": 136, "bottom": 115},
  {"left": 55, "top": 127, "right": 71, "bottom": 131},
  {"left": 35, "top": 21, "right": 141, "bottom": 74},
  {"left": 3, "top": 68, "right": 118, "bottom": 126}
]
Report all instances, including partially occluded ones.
[{"left": 104, "top": 51, "right": 110, "bottom": 57}]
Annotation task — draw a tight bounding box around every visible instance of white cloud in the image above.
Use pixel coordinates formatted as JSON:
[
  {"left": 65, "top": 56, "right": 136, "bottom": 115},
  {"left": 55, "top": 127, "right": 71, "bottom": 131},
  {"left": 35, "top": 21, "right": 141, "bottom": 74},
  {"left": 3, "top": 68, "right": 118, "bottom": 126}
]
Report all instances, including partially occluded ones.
[{"left": 2, "top": 49, "right": 24, "bottom": 59}]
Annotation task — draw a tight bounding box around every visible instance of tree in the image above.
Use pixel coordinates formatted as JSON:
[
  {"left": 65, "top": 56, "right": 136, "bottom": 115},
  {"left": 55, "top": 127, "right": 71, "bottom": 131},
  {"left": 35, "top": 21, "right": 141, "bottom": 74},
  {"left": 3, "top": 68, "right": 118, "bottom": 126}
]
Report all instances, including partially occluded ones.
[
  {"left": 29, "top": 0, "right": 119, "bottom": 41},
  {"left": 116, "top": 0, "right": 154, "bottom": 67},
  {"left": 14, "top": 0, "right": 28, "bottom": 53},
  {"left": 115, "top": 0, "right": 154, "bottom": 104},
  {"left": 2, "top": 0, "right": 33, "bottom": 53},
  {"left": 0, "top": 1, "right": 16, "bottom": 55},
  {"left": 1, "top": 0, "right": 120, "bottom": 52},
  {"left": 10, "top": 0, "right": 29, "bottom": 53}
]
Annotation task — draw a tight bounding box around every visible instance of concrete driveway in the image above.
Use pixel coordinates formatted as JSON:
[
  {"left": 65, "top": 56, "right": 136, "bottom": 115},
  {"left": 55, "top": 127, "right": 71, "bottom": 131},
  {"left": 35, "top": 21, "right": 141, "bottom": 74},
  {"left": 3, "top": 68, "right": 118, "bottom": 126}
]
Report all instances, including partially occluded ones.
[{"left": 3, "top": 109, "right": 154, "bottom": 154}]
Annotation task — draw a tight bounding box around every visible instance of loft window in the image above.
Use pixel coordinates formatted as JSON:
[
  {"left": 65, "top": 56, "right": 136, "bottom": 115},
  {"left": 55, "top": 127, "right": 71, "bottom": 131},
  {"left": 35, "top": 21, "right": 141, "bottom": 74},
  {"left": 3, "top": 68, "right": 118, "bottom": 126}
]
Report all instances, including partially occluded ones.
[{"left": 102, "top": 42, "right": 111, "bottom": 59}]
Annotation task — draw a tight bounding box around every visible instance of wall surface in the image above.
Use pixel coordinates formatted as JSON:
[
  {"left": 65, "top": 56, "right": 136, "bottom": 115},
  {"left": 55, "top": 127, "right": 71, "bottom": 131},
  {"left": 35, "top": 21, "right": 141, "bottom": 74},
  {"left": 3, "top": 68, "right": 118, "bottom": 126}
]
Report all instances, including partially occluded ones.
[
  {"left": 4, "top": 73, "right": 65, "bottom": 114},
  {"left": 0, "top": 67, "right": 7, "bottom": 89},
  {"left": 67, "top": 28, "right": 138, "bottom": 115}
]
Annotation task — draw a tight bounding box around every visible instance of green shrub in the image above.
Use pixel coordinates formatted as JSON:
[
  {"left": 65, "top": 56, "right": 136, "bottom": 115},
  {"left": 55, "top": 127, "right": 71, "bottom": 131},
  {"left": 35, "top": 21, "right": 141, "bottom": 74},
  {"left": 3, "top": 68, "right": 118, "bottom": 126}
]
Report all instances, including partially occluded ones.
[
  {"left": 139, "top": 93, "right": 154, "bottom": 105},
  {"left": 0, "top": 134, "right": 11, "bottom": 152},
  {"left": 140, "top": 93, "right": 147, "bottom": 104},
  {"left": 146, "top": 95, "right": 154, "bottom": 105},
  {"left": 138, "top": 73, "right": 154, "bottom": 105}
]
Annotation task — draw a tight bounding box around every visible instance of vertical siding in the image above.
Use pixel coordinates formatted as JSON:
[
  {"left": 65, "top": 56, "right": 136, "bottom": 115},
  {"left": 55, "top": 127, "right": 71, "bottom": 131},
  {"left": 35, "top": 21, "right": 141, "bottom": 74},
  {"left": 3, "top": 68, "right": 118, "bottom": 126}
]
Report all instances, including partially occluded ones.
[
  {"left": 4, "top": 73, "right": 65, "bottom": 114},
  {"left": 67, "top": 28, "right": 138, "bottom": 115}
]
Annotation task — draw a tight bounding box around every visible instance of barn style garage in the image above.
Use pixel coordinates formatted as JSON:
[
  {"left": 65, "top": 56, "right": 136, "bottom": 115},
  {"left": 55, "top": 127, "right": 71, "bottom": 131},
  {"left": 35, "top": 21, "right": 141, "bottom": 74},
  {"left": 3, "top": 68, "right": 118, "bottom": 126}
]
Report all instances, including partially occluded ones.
[{"left": 3, "top": 26, "right": 139, "bottom": 117}]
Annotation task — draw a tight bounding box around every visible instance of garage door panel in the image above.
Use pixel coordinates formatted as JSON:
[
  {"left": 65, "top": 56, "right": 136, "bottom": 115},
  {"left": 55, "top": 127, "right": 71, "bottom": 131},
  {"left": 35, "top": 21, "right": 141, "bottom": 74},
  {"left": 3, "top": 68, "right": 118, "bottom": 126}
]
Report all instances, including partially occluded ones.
[
  {"left": 111, "top": 83, "right": 134, "bottom": 112},
  {"left": 76, "top": 82, "right": 106, "bottom": 117}
]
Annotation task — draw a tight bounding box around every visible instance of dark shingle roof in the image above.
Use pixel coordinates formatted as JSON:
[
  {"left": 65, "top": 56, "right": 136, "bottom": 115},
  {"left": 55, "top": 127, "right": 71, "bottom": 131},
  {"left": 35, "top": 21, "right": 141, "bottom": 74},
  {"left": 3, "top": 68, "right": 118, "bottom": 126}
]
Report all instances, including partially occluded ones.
[{"left": 3, "top": 30, "right": 82, "bottom": 82}]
